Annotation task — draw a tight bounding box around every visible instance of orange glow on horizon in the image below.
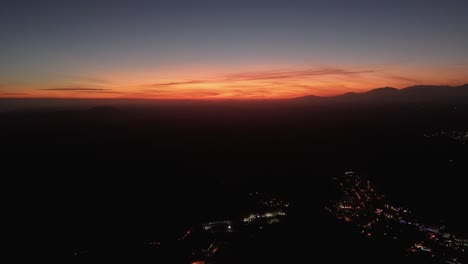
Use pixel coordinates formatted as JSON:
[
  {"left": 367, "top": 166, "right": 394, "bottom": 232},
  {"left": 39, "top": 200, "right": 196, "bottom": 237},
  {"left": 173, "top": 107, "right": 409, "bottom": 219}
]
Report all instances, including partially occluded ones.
[{"left": 1, "top": 66, "right": 467, "bottom": 99}]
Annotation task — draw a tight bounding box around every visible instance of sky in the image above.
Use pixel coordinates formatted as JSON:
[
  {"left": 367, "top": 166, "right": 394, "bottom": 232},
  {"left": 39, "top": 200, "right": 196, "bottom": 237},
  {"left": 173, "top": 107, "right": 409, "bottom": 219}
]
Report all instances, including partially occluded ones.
[{"left": 1, "top": 0, "right": 467, "bottom": 99}]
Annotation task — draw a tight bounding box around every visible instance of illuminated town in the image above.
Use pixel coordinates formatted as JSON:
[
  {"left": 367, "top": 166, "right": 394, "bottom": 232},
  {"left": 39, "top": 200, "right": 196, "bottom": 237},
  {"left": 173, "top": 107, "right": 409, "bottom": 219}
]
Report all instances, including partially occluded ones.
[
  {"left": 73, "top": 192, "right": 290, "bottom": 264},
  {"left": 183, "top": 192, "right": 289, "bottom": 264},
  {"left": 326, "top": 171, "right": 467, "bottom": 264},
  {"left": 425, "top": 130, "right": 468, "bottom": 144}
]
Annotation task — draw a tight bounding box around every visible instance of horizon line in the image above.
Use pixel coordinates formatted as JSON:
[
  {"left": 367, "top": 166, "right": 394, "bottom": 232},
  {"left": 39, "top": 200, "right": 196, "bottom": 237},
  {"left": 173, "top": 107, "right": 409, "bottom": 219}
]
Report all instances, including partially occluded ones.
[{"left": 0, "top": 83, "right": 467, "bottom": 101}]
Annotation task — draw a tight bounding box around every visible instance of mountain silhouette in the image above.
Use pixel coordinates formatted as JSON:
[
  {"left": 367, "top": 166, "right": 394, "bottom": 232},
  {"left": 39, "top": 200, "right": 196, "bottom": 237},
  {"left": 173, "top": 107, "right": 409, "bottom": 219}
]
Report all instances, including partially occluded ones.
[
  {"left": 364, "top": 87, "right": 399, "bottom": 95},
  {"left": 293, "top": 84, "right": 468, "bottom": 104}
]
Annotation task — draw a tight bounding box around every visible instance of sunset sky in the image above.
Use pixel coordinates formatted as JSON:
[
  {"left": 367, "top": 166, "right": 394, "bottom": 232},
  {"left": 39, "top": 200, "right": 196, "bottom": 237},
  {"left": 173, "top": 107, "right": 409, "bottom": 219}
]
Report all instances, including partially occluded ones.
[{"left": 1, "top": 0, "right": 467, "bottom": 99}]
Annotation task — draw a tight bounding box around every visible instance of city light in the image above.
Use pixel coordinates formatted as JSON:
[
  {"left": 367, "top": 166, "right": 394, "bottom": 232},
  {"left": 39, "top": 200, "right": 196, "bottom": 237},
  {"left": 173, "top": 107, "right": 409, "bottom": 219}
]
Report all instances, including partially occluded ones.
[{"left": 327, "top": 172, "right": 467, "bottom": 263}]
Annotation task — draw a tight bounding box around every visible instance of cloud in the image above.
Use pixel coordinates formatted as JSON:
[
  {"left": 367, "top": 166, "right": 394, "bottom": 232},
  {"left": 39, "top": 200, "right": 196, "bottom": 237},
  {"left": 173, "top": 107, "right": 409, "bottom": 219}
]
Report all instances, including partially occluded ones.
[
  {"left": 83, "top": 78, "right": 111, "bottom": 84},
  {"left": 0, "top": 85, "right": 28, "bottom": 96},
  {"left": 66, "top": 76, "right": 112, "bottom": 84},
  {"left": 144, "top": 68, "right": 374, "bottom": 88},
  {"left": 385, "top": 74, "right": 420, "bottom": 84},
  {"left": 175, "top": 91, "right": 220, "bottom": 97},
  {"left": 146, "top": 80, "right": 209, "bottom": 87},
  {"left": 223, "top": 68, "right": 374, "bottom": 82},
  {"left": 0, "top": 92, "right": 27, "bottom": 95},
  {"left": 39, "top": 87, "right": 111, "bottom": 91},
  {"left": 142, "top": 88, "right": 220, "bottom": 97}
]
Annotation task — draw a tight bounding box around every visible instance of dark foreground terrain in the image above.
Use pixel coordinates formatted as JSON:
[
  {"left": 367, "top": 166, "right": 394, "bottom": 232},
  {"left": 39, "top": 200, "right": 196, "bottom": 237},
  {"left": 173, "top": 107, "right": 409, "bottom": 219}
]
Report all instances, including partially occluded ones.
[{"left": 2, "top": 92, "right": 467, "bottom": 263}]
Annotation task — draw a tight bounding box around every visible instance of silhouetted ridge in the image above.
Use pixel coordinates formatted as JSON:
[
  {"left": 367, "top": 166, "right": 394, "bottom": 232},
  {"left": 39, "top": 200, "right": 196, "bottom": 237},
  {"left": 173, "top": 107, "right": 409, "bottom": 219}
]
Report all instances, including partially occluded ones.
[
  {"left": 291, "top": 94, "right": 324, "bottom": 101},
  {"left": 400, "top": 85, "right": 451, "bottom": 94},
  {"left": 293, "top": 84, "right": 468, "bottom": 104},
  {"left": 364, "top": 87, "right": 398, "bottom": 95},
  {"left": 340, "top": 92, "right": 358, "bottom": 97}
]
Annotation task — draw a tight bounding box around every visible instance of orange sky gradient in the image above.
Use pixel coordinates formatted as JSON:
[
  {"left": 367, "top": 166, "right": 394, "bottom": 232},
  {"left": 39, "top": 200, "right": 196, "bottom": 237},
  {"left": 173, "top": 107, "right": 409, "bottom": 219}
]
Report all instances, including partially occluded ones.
[{"left": 1, "top": 65, "right": 467, "bottom": 99}]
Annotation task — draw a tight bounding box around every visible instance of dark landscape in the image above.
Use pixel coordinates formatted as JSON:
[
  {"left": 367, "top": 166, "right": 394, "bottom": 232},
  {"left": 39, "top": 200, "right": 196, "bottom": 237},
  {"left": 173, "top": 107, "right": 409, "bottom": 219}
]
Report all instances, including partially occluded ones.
[
  {"left": 2, "top": 85, "right": 468, "bottom": 263},
  {"left": 2, "top": 1, "right": 467, "bottom": 263}
]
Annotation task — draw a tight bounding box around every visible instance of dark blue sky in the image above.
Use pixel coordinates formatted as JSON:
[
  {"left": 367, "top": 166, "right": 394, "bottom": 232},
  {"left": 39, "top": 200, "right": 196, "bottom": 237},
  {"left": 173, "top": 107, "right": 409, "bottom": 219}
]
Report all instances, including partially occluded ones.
[{"left": 1, "top": 0, "right": 467, "bottom": 98}]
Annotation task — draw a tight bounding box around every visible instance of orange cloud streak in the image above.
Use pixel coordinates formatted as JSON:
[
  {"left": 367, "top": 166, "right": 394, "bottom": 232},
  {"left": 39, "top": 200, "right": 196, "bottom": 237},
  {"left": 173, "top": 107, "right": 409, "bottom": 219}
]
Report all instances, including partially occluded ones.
[{"left": 1, "top": 66, "right": 467, "bottom": 99}]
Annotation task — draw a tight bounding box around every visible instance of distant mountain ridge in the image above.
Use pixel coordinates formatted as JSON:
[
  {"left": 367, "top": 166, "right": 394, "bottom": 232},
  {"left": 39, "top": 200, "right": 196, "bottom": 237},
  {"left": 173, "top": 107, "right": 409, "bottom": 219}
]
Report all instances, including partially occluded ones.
[
  {"left": 1, "top": 84, "right": 468, "bottom": 112},
  {"left": 293, "top": 84, "right": 468, "bottom": 103}
]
